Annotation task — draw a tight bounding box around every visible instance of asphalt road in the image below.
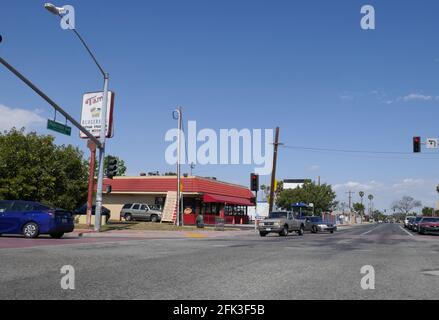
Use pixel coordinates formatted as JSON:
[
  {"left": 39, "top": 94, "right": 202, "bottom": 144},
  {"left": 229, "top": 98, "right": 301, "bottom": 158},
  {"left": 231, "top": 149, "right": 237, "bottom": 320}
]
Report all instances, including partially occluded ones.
[{"left": 0, "top": 223, "right": 438, "bottom": 300}]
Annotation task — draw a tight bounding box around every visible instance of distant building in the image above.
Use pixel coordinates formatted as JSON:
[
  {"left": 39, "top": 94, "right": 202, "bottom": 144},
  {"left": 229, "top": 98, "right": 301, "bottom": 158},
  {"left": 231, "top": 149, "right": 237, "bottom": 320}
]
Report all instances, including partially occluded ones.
[{"left": 283, "top": 179, "right": 311, "bottom": 190}]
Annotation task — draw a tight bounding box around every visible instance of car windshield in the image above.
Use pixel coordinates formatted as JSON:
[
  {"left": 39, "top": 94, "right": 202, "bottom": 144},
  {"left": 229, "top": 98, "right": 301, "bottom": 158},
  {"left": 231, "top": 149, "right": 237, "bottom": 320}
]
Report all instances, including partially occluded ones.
[
  {"left": 268, "top": 212, "right": 288, "bottom": 219},
  {"left": 422, "top": 217, "right": 439, "bottom": 223},
  {"left": 415, "top": 217, "right": 423, "bottom": 222}
]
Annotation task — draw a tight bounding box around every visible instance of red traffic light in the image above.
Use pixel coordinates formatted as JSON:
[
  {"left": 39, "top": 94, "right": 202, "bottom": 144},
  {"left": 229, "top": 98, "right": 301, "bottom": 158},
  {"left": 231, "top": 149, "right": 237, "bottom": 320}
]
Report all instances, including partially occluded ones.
[{"left": 413, "top": 137, "right": 421, "bottom": 153}]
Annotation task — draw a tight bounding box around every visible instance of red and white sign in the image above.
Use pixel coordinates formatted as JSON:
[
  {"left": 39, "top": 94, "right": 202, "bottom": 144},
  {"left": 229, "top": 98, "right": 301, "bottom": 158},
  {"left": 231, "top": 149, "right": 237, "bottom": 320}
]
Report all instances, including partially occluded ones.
[{"left": 80, "top": 91, "right": 115, "bottom": 139}]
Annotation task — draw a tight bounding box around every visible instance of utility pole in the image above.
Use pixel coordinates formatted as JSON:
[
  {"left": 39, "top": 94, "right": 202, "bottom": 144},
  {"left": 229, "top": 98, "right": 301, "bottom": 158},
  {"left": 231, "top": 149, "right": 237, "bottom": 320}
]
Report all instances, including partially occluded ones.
[
  {"left": 269, "top": 127, "right": 281, "bottom": 213},
  {"left": 346, "top": 190, "right": 354, "bottom": 223}
]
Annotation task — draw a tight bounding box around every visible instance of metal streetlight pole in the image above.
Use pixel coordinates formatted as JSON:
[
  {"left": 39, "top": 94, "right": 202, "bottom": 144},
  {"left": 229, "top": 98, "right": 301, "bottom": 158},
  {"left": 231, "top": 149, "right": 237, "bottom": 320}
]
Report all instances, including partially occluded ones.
[
  {"left": 45, "top": 3, "right": 109, "bottom": 232},
  {"left": 173, "top": 108, "right": 183, "bottom": 226}
]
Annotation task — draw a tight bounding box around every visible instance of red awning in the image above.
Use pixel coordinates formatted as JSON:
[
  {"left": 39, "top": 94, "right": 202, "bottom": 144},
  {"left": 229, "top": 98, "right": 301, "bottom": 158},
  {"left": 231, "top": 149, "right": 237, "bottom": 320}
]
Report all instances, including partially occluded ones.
[{"left": 203, "top": 193, "right": 254, "bottom": 206}]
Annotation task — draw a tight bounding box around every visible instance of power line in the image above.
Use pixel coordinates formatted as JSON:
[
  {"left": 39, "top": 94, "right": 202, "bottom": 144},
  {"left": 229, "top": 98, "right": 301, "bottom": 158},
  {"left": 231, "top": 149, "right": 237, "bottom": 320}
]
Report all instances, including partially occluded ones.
[{"left": 281, "top": 144, "right": 439, "bottom": 159}]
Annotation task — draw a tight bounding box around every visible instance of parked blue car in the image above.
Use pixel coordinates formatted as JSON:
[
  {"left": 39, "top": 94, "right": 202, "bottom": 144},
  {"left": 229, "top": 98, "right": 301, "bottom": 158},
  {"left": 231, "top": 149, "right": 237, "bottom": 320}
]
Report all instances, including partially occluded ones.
[{"left": 0, "top": 200, "right": 74, "bottom": 239}]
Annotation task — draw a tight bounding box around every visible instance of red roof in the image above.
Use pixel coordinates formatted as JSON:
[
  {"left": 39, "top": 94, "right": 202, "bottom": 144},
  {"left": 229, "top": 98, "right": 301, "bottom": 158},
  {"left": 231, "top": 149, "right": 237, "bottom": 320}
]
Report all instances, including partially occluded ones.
[{"left": 103, "top": 176, "right": 254, "bottom": 200}]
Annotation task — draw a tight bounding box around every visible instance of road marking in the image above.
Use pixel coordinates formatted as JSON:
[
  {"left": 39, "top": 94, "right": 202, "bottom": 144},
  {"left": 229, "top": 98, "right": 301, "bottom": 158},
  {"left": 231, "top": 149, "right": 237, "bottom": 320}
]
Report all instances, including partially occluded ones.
[
  {"left": 360, "top": 224, "right": 383, "bottom": 236},
  {"left": 185, "top": 233, "right": 207, "bottom": 238},
  {"left": 421, "top": 270, "right": 439, "bottom": 276},
  {"left": 399, "top": 226, "right": 414, "bottom": 237}
]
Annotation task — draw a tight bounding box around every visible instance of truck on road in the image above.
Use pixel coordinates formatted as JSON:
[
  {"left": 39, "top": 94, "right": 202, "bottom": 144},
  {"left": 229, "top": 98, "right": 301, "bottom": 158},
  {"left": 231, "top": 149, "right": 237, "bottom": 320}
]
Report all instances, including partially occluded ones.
[{"left": 258, "top": 211, "right": 306, "bottom": 237}]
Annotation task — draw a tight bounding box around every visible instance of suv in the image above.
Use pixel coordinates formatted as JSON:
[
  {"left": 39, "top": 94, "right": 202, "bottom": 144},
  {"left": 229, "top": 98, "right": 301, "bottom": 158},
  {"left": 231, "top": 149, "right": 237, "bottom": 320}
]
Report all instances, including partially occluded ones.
[
  {"left": 258, "top": 211, "right": 305, "bottom": 237},
  {"left": 120, "top": 203, "right": 162, "bottom": 222}
]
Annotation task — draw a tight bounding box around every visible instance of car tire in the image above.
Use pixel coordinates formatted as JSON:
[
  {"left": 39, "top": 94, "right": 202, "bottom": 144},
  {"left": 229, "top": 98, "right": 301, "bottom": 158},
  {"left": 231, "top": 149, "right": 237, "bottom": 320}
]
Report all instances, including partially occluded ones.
[
  {"left": 23, "top": 222, "right": 39, "bottom": 239},
  {"left": 50, "top": 233, "right": 64, "bottom": 239},
  {"left": 259, "top": 232, "right": 268, "bottom": 237},
  {"left": 124, "top": 214, "right": 133, "bottom": 222},
  {"left": 311, "top": 225, "right": 318, "bottom": 234},
  {"left": 279, "top": 225, "right": 288, "bottom": 237},
  {"left": 330, "top": 230, "right": 334, "bottom": 234},
  {"left": 151, "top": 215, "right": 159, "bottom": 223},
  {"left": 298, "top": 225, "right": 304, "bottom": 236}
]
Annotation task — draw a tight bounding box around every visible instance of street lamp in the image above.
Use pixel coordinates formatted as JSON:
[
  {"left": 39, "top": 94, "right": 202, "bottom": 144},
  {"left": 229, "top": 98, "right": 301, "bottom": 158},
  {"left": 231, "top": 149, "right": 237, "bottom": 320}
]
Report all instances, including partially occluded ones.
[
  {"left": 45, "top": 3, "right": 110, "bottom": 232},
  {"left": 44, "top": 3, "right": 66, "bottom": 15}
]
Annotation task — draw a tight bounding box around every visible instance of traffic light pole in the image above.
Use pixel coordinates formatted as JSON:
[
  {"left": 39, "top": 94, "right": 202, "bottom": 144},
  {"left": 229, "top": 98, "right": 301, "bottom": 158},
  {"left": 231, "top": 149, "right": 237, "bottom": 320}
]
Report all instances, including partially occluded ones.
[{"left": 0, "top": 57, "right": 101, "bottom": 148}]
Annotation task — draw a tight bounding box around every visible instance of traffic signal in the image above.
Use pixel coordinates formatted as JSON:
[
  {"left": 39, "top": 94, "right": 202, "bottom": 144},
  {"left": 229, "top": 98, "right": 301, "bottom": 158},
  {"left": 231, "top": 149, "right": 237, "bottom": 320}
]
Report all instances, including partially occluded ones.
[
  {"left": 413, "top": 137, "right": 421, "bottom": 153},
  {"left": 250, "top": 173, "right": 259, "bottom": 191},
  {"left": 106, "top": 156, "right": 118, "bottom": 179}
]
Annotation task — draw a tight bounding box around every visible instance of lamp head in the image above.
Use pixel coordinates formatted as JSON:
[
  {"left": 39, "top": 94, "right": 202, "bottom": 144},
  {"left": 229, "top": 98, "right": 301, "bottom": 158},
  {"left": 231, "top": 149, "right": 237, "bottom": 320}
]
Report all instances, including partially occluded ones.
[{"left": 44, "top": 3, "right": 65, "bottom": 16}]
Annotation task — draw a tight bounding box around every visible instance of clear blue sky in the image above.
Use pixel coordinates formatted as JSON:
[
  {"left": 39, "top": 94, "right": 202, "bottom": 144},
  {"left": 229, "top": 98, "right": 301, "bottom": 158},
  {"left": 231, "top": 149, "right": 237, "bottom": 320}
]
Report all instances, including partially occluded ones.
[{"left": 1, "top": 0, "right": 439, "bottom": 211}]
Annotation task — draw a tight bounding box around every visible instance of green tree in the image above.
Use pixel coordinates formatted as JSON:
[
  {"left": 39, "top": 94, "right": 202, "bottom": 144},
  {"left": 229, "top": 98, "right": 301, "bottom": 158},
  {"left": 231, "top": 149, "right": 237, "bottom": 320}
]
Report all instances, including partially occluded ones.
[
  {"left": 421, "top": 207, "right": 438, "bottom": 217},
  {"left": 353, "top": 202, "right": 365, "bottom": 215},
  {"left": 0, "top": 128, "right": 88, "bottom": 210},
  {"left": 275, "top": 181, "right": 337, "bottom": 215}
]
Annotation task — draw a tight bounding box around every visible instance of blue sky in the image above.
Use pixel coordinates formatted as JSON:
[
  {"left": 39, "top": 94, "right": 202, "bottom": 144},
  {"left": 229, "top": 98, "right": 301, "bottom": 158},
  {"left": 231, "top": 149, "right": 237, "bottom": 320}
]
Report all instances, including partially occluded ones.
[{"left": 2, "top": 0, "right": 439, "bottom": 211}]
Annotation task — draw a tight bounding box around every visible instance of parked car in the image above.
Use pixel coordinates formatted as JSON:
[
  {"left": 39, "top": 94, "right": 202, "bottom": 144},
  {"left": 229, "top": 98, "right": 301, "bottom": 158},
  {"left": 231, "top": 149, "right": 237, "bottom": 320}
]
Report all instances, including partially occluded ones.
[
  {"left": 0, "top": 200, "right": 74, "bottom": 239},
  {"left": 418, "top": 217, "right": 439, "bottom": 235},
  {"left": 407, "top": 217, "right": 416, "bottom": 230},
  {"left": 74, "top": 204, "right": 111, "bottom": 223},
  {"left": 304, "top": 216, "right": 337, "bottom": 234},
  {"left": 411, "top": 216, "right": 424, "bottom": 232},
  {"left": 404, "top": 216, "right": 415, "bottom": 228},
  {"left": 258, "top": 211, "right": 305, "bottom": 237},
  {"left": 120, "top": 203, "right": 163, "bottom": 222}
]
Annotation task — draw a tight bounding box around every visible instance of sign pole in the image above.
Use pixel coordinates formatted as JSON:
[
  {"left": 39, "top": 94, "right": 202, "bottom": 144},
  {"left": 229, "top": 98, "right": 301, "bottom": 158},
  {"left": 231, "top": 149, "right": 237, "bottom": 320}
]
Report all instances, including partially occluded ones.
[{"left": 94, "top": 74, "right": 110, "bottom": 232}]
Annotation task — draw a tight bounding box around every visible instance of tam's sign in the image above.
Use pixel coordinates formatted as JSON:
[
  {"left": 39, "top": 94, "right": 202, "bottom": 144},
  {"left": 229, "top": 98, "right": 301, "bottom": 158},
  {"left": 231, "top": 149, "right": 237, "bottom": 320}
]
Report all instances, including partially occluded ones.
[{"left": 80, "top": 91, "right": 115, "bottom": 139}]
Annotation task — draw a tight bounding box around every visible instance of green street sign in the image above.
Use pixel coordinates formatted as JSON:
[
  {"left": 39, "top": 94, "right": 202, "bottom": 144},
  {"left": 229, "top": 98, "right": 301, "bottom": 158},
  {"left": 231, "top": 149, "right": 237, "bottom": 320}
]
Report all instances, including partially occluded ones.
[{"left": 47, "top": 119, "right": 72, "bottom": 136}]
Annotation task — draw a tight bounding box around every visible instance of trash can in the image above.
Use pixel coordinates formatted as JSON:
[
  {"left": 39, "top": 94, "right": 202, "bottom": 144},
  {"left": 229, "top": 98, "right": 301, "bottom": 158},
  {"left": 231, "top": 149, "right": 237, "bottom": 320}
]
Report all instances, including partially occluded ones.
[{"left": 196, "top": 214, "right": 204, "bottom": 228}]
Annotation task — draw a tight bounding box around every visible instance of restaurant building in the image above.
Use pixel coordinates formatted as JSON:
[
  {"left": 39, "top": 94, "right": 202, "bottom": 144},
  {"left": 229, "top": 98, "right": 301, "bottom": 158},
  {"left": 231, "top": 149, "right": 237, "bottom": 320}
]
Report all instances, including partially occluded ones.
[{"left": 102, "top": 176, "right": 255, "bottom": 225}]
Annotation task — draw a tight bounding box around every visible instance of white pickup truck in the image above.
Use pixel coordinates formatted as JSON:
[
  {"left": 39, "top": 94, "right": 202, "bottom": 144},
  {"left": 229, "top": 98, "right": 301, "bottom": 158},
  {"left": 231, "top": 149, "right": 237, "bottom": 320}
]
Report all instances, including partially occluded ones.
[{"left": 258, "top": 211, "right": 306, "bottom": 237}]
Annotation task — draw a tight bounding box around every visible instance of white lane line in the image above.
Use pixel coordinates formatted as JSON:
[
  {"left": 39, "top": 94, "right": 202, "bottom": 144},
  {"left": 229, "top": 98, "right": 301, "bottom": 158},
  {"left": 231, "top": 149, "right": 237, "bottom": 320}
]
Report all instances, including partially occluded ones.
[
  {"left": 399, "top": 226, "right": 414, "bottom": 237},
  {"left": 360, "top": 224, "right": 383, "bottom": 236}
]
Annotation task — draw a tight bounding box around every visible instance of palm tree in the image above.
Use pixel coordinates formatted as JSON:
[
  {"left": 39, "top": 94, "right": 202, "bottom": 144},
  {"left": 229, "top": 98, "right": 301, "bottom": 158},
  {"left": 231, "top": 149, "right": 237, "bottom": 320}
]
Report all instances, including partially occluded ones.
[
  {"left": 368, "top": 194, "right": 374, "bottom": 215},
  {"left": 359, "top": 191, "right": 365, "bottom": 220}
]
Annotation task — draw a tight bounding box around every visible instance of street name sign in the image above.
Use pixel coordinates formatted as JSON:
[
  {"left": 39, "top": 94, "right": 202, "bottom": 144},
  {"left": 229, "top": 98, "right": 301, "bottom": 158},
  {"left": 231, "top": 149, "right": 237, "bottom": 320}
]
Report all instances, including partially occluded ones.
[
  {"left": 80, "top": 91, "right": 115, "bottom": 139},
  {"left": 47, "top": 119, "right": 72, "bottom": 136}
]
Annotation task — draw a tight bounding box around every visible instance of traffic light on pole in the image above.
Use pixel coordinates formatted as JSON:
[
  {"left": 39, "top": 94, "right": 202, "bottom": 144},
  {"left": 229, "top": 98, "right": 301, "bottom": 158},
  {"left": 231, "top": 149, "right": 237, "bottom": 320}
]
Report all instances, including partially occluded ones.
[
  {"left": 250, "top": 173, "right": 259, "bottom": 191},
  {"left": 106, "top": 156, "right": 118, "bottom": 179},
  {"left": 413, "top": 137, "right": 421, "bottom": 153}
]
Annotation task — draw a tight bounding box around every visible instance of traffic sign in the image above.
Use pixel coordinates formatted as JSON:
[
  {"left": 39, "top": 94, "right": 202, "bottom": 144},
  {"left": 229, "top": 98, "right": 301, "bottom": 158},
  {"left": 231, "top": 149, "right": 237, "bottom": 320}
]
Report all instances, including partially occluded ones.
[
  {"left": 426, "top": 138, "right": 438, "bottom": 149},
  {"left": 47, "top": 119, "right": 72, "bottom": 136}
]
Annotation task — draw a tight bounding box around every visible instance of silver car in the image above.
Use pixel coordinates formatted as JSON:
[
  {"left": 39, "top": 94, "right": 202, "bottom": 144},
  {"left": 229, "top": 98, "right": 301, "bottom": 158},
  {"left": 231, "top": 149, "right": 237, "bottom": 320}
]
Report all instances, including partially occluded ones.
[{"left": 120, "top": 203, "right": 162, "bottom": 222}]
